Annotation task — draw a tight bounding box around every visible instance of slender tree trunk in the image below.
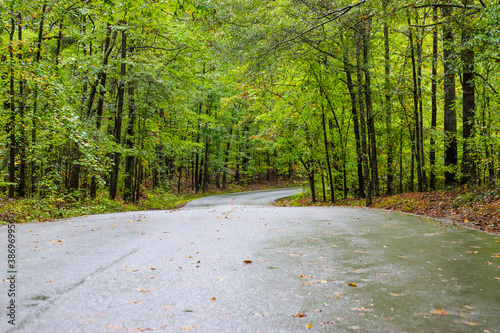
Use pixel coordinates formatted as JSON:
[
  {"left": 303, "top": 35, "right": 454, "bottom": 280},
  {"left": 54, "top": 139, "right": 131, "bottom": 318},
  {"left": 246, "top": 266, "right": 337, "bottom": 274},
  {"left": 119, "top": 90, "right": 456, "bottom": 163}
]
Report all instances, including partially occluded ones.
[
  {"left": 109, "top": 22, "right": 127, "bottom": 199},
  {"left": 362, "top": 19, "right": 379, "bottom": 197},
  {"left": 55, "top": 21, "right": 63, "bottom": 67},
  {"left": 321, "top": 107, "right": 335, "bottom": 202},
  {"left": 356, "top": 25, "right": 372, "bottom": 206},
  {"left": 384, "top": 3, "right": 394, "bottom": 195},
  {"left": 30, "top": 3, "right": 47, "bottom": 196},
  {"left": 343, "top": 44, "right": 364, "bottom": 198},
  {"left": 461, "top": 3, "right": 476, "bottom": 184},
  {"left": 408, "top": 11, "right": 423, "bottom": 192},
  {"left": 7, "top": 15, "right": 16, "bottom": 198},
  {"left": 123, "top": 83, "right": 136, "bottom": 202},
  {"left": 430, "top": 7, "right": 438, "bottom": 190},
  {"left": 17, "top": 13, "right": 26, "bottom": 197},
  {"left": 442, "top": 4, "right": 458, "bottom": 186}
]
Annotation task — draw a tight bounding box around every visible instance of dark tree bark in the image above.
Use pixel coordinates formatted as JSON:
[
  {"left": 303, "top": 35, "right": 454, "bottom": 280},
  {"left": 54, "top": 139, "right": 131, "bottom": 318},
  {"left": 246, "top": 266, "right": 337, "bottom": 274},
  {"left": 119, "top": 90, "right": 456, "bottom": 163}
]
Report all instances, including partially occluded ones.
[
  {"left": 109, "top": 22, "right": 127, "bottom": 199},
  {"left": 343, "top": 41, "right": 364, "bottom": 198},
  {"left": 356, "top": 25, "right": 372, "bottom": 206},
  {"left": 362, "top": 18, "right": 379, "bottom": 197},
  {"left": 7, "top": 15, "right": 16, "bottom": 198},
  {"left": 17, "top": 13, "right": 26, "bottom": 197},
  {"left": 384, "top": 1, "right": 394, "bottom": 196},
  {"left": 321, "top": 106, "right": 335, "bottom": 202},
  {"left": 430, "top": 7, "right": 438, "bottom": 190},
  {"left": 461, "top": 1, "right": 476, "bottom": 184},
  {"left": 123, "top": 83, "right": 136, "bottom": 202},
  {"left": 408, "top": 11, "right": 424, "bottom": 192},
  {"left": 442, "top": 3, "right": 458, "bottom": 186}
]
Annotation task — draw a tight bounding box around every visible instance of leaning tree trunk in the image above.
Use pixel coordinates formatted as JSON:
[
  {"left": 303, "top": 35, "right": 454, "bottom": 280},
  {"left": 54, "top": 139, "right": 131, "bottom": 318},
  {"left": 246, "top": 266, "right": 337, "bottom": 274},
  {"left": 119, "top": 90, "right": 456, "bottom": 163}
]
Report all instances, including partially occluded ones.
[{"left": 109, "top": 22, "right": 127, "bottom": 199}]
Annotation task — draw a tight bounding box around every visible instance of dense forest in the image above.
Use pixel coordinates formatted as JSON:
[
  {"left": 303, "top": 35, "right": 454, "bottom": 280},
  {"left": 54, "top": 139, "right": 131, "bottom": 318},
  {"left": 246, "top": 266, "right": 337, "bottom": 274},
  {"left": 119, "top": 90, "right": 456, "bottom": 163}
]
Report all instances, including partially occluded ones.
[{"left": 1, "top": 0, "right": 499, "bottom": 207}]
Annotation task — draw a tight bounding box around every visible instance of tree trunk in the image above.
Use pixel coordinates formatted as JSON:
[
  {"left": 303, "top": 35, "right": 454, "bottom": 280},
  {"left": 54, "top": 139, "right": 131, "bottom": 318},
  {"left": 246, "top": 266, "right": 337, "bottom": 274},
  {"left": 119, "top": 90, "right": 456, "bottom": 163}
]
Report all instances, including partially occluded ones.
[
  {"left": 430, "top": 7, "right": 438, "bottom": 190},
  {"left": 7, "top": 15, "right": 16, "bottom": 198},
  {"left": 321, "top": 107, "right": 335, "bottom": 202},
  {"left": 343, "top": 41, "right": 364, "bottom": 198},
  {"left": 356, "top": 25, "right": 372, "bottom": 206},
  {"left": 362, "top": 18, "right": 379, "bottom": 197},
  {"left": 123, "top": 83, "right": 136, "bottom": 202},
  {"left": 109, "top": 22, "right": 127, "bottom": 199},
  {"left": 461, "top": 4, "right": 476, "bottom": 184},
  {"left": 384, "top": 2, "right": 394, "bottom": 196},
  {"left": 442, "top": 4, "right": 458, "bottom": 186}
]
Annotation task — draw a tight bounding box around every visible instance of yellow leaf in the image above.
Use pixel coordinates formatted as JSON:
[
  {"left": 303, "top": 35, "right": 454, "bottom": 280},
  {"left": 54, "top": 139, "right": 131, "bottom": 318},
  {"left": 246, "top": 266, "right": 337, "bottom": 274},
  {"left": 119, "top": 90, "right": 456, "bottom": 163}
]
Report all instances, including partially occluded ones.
[
  {"left": 431, "top": 309, "right": 449, "bottom": 315},
  {"left": 348, "top": 283, "right": 358, "bottom": 287},
  {"left": 306, "top": 324, "right": 313, "bottom": 329}
]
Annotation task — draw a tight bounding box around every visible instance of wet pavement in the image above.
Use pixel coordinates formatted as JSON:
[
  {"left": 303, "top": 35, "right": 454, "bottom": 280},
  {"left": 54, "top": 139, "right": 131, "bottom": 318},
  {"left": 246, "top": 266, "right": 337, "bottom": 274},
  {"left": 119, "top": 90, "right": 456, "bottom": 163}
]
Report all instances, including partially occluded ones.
[{"left": 1, "top": 189, "right": 499, "bottom": 332}]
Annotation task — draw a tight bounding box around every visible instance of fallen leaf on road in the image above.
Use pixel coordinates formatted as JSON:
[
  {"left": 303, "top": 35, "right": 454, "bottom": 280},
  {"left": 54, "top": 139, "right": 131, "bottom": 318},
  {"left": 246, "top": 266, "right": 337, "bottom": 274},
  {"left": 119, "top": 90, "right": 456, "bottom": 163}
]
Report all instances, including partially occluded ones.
[
  {"left": 243, "top": 260, "right": 253, "bottom": 264},
  {"left": 150, "top": 268, "right": 156, "bottom": 270},
  {"left": 348, "top": 283, "right": 358, "bottom": 287},
  {"left": 292, "top": 313, "right": 307, "bottom": 318},
  {"left": 453, "top": 321, "right": 479, "bottom": 326},
  {"left": 45, "top": 280, "right": 55, "bottom": 283},
  {"left": 431, "top": 309, "right": 449, "bottom": 315},
  {"left": 49, "top": 240, "right": 62, "bottom": 243},
  {"left": 129, "top": 326, "right": 167, "bottom": 332},
  {"left": 124, "top": 269, "right": 138, "bottom": 272},
  {"left": 390, "top": 293, "right": 402, "bottom": 297},
  {"left": 333, "top": 294, "right": 343, "bottom": 298},
  {"left": 210, "top": 297, "right": 216, "bottom": 301},
  {"left": 105, "top": 325, "right": 123, "bottom": 330},
  {"left": 137, "top": 289, "right": 151, "bottom": 293},
  {"left": 306, "top": 324, "right": 313, "bottom": 329},
  {"left": 250, "top": 311, "right": 264, "bottom": 316},
  {"left": 181, "top": 326, "right": 194, "bottom": 330},
  {"left": 301, "top": 280, "right": 329, "bottom": 285},
  {"left": 352, "top": 307, "right": 371, "bottom": 311},
  {"left": 125, "top": 301, "right": 143, "bottom": 304}
]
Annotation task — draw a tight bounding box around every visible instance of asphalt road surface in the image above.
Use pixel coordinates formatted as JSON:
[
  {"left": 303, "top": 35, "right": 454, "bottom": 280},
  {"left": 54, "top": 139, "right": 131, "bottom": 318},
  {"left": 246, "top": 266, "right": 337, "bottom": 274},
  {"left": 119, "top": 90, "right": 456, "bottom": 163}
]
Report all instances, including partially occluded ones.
[{"left": 1, "top": 188, "right": 499, "bottom": 332}]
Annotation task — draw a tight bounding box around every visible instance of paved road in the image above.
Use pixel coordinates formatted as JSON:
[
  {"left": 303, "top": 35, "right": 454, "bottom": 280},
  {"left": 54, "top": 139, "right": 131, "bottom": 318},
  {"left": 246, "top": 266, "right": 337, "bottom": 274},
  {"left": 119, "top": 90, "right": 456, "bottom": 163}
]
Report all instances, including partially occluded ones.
[{"left": 1, "top": 189, "right": 499, "bottom": 332}]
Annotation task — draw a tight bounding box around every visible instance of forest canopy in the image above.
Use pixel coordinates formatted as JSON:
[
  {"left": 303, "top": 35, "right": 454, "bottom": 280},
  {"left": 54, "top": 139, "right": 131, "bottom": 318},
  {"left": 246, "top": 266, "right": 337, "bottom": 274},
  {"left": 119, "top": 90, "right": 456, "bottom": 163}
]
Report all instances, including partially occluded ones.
[{"left": 1, "top": 0, "right": 499, "bottom": 207}]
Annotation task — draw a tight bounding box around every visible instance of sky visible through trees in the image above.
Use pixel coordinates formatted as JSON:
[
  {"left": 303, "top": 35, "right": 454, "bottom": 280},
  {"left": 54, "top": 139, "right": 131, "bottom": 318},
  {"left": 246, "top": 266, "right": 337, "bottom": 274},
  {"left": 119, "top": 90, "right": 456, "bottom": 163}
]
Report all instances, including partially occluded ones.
[{"left": 1, "top": 0, "right": 499, "bottom": 206}]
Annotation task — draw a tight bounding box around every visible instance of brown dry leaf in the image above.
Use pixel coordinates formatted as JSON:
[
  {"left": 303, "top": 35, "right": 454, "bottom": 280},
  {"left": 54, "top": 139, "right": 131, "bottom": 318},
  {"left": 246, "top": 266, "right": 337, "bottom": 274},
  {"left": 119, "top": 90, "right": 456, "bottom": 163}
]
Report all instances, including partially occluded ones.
[
  {"left": 49, "top": 240, "right": 62, "bottom": 243},
  {"left": 243, "top": 260, "right": 253, "bottom": 264},
  {"left": 130, "top": 327, "right": 167, "bottom": 332},
  {"left": 181, "top": 326, "right": 194, "bottom": 330},
  {"left": 125, "top": 301, "right": 143, "bottom": 304},
  {"left": 150, "top": 268, "right": 156, "bottom": 270},
  {"left": 466, "top": 251, "right": 478, "bottom": 254},
  {"left": 348, "top": 283, "right": 358, "bottom": 287},
  {"left": 45, "top": 280, "right": 55, "bottom": 283},
  {"left": 491, "top": 253, "right": 500, "bottom": 258},
  {"left": 352, "top": 307, "right": 372, "bottom": 312},
  {"left": 453, "top": 321, "right": 480, "bottom": 326},
  {"left": 464, "top": 305, "right": 474, "bottom": 310},
  {"left": 250, "top": 311, "right": 265, "bottom": 316},
  {"left": 299, "top": 275, "right": 310, "bottom": 279},
  {"left": 431, "top": 309, "right": 449, "bottom": 315},
  {"left": 137, "top": 289, "right": 151, "bottom": 293},
  {"left": 292, "top": 313, "right": 307, "bottom": 318},
  {"left": 333, "top": 294, "right": 343, "bottom": 298},
  {"left": 301, "top": 280, "right": 329, "bottom": 285},
  {"left": 210, "top": 297, "right": 216, "bottom": 301},
  {"left": 390, "top": 293, "right": 402, "bottom": 297},
  {"left": 105, "top": 325, "right": 123, "bottom": 331},
  {"left": 124, "top": 269, "right": 138, "bottom": 272}
]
